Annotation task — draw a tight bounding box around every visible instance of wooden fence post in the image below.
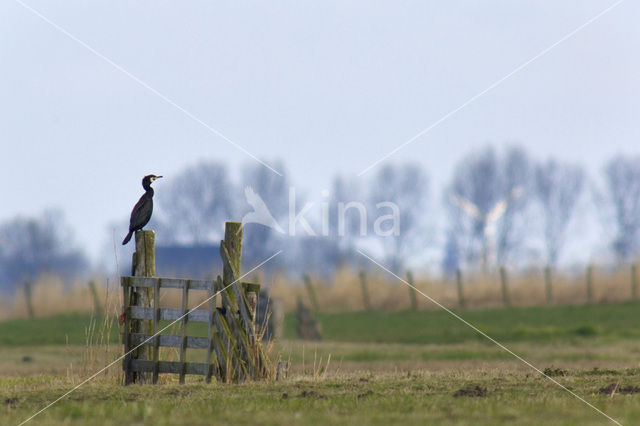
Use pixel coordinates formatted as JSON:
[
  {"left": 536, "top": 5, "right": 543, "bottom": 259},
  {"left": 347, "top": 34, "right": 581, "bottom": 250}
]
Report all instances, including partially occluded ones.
[
  {"left": 586, "top": 264, "right": 593, "bottom": 304},
  {"left": 219, "top": 221, "right": 268, "bottom": 381},
  {"left": 303, "top": 274, "right": 319, "bottom": 311},
  {"left": 24, "top": 280, "right": 34, "bottom": 319},
  {"left": 128, "top": 230, "right": 155, "bottom": 384},
  {"left": 89, "top": 280, "right": 103, "bottom": 317},
  {"left": 221, "top": 222, "right": 244, "bottom": 380},
  {"left": 500, "top": 266, "right": 510, "bottom": 307},
  {"left": 631, "top": 263, "right": 637, "bottom": 301},
  {"left": 359, "top": 270, "right": 372, "bottom": 311},
  {"left": 295, "top": 297, "right": 322, "bottom": 340},
  {"left": 544, "top": 266, "right": 552, "bottom": 304},
  {"left": 406, "top": 270, "right": 418, "bottom": 310},
  {"left": 456, "top": 268, "right": 465, "bottom": 309},
  {"left": 244, "top": 283, "right": 261, "bottom": 341}
]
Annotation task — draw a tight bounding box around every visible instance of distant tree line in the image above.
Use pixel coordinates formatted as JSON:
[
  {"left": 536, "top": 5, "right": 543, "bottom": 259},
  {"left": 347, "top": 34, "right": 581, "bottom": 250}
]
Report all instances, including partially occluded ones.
[
  {"left": 150, "top": 146, "right": 640, "bottom": 277},
  {"left": 0, "top": 210, "right": 87, "bottom": 293},
  {"left": 2, "top": 145, "right": 640, "bottom": 292}
]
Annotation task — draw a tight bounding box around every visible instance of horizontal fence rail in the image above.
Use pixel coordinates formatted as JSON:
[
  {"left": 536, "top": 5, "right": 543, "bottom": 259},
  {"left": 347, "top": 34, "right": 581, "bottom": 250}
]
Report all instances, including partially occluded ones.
[
  {"left": 129, "top": 333, "right": 212, "bottom": 349},
  {"left": 128, "top": 306, "right": 212, "bottom": 323},
  {"left": 121, "top": 276, "right": 215, "bottom": 291}
]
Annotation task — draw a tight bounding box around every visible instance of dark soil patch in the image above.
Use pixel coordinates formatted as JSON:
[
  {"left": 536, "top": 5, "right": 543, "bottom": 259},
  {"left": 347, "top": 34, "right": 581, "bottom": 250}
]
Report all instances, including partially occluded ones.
[
  {"left": 357, "top": 390, "right": 374, "bottom": 399},
  {"left": 453, "top": 385, "right": 487, "bottom": 398},
  {"left": 5, "top": 397, "right": 19, "bottom": 407},
  {"left": 599, "top": 384, "right": 640, "bottom": 395},
  {"left": 298, "top": 390, "right": 326, "bottom": 399}
]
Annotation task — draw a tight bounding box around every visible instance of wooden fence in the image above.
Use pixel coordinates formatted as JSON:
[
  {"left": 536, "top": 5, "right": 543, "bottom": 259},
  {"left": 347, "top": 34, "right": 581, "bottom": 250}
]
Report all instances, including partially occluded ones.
[
  {"left": 299, "top": 263, "right": 640, "bottom": 312},
  {"left": 121, "top": 221, "right": 269, "bottom": 384}
]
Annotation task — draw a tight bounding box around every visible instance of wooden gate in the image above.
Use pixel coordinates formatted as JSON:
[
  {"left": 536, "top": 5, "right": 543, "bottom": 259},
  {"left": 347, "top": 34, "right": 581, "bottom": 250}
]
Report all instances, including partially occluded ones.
[{"left": 121, "top": 222, "right": 269, "bottom": 384}]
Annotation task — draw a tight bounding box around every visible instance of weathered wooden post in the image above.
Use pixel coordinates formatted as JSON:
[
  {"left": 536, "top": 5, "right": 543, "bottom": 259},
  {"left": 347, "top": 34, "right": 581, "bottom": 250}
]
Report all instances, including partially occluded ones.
[
  {"left": 359, "top": 269, "right": 372, "bottom": 311},
  {"left": 24, "top": 280, "right": 34, "bottom": 319},
  {"left": 406, "top": 270, "right": 418, "bottom": 310},
  {"left": 126, "top": 230, "right": 155, "bottom": 384},
  {"left": 303, "top": 274, "right": 319, "bottom": 311},
  {"left": 220, "top": 222, "right": 245, "bottom": 380},
  {"left": 456, "top": 268, "right": 465, "bottom": 309},
  {"left": 500, "top": 266, "right": 510, "bottom": 307},
  {"left": 244, "top": 283, "right": 261, "bottom": 340},
  {"left": 544, "top": 266, "right": 552, "bottom": 304},
  {"left": 219, "top": 221, "right": 268, "bottom": 381},
  {"left": 89, "top": 280, "right": 103, "bottom": 317},
  {"left": 631, "top": 263, "right": 637, "bottom": 301},
  {"left": 586, "top": 264, "right": 593, "bottom": 304},
  {"left": 295, "top": 297, "right": 322, "bottom": 341}
]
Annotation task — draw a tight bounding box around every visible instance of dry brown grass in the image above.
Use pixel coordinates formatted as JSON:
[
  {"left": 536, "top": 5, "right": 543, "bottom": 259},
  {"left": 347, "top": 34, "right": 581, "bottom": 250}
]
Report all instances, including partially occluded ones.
[
  {"left": 268, "top": 264, "right": 639, "bottom": 312},
  {"left": 0, "top": 274, "right": 117, "bottom": 320},
  {"left": 1, "top": 264, "right": 638, "bottom": 320}
]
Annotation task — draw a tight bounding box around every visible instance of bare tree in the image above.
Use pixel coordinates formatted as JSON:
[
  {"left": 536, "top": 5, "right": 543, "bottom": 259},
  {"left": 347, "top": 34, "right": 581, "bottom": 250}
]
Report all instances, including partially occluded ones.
[
  {"left": 156, "top": 161, "right": 237, "bottom": 245},
  {"left": 368, "top": 163, "right": 429, "bottom": 274},
  {"left": 0, "top": 209, "right": 87, "bottom": 292},
  {"left": 327, "top": 175, "right": 366, "bottom": 265},
  {"left": 496, "top": 147, "right": 532, "bottom": 265},
  {"left": 605, "top": 155, "right": 640, "bottom": 261},
  {"left": 446, "top": 146, "right": 530, "bottom": 270},
  {"left": 240, "top": 160, "right": 289, "bottom": 268},
  {"left": 534, "top": 159, "right": 584, "bottom": 266}
]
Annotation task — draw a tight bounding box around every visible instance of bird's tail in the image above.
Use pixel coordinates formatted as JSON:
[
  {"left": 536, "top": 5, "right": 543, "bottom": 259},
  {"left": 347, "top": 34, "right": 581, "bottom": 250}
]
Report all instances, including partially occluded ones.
[{"left": 122, "top": 230, "right": 133, "bottom": 245}]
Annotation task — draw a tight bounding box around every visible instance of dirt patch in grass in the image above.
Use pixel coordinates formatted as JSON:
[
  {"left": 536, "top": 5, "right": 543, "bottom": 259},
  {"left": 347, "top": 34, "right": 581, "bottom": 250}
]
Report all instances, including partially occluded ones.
[
  {"left": 453, "top": 385, "right": 487, "bottom": 398},
  {"left": 357, "top": 390, "right": 374, "bottom": 399},
  {"left": 599, "top": 383, "right": 640, "bottom": 395},
  {"left": 5, "top": 397, "right": 19, "bottom": 407}
]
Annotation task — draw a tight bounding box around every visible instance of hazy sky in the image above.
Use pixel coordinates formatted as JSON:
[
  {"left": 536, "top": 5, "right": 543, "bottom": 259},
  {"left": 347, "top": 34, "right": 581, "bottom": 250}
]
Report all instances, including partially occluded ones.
[{"left": 1, "top": 1, "right": 638, "bottom": 263}]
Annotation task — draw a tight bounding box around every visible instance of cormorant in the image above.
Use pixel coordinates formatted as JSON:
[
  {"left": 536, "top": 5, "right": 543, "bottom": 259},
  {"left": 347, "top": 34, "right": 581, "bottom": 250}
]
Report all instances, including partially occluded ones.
[{"left": 122, "top": 174, "right": 162, "bottom": 245}]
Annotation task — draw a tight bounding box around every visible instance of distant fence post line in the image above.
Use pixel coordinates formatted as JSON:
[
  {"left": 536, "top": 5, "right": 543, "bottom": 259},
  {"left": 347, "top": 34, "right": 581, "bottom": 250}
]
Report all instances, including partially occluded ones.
[
  {"left": 499, "top": 266, "right": 510, "bottom": 307},
  {"left": 456, "top": 268, "right": 465, "bottom": 309},
  {"left": 359, "top": 270, "right": 372, "bottom": 311},
  {"left": 406, "top": 270, "right": 418, "bottom": 310},
  {"left": 89, "top": 280, "right": 103, "bottom": 317},
  {"left": 631, "top": 263, "right": 637, "bottom": 301},
  {"left": 24, "top": 279, "right": 34, "bottom": 319},
  {"left": 586, "top": 264, "right": 593, "bottom": 304},
  {"left": 303, "top": 274, "right": 319, "bottom": 311},
  {"left": 295, "top": 297, "right": 322, "bottom": 341},
  {"left": 544, "top": 266, "right": 552, "bottom": 304}
]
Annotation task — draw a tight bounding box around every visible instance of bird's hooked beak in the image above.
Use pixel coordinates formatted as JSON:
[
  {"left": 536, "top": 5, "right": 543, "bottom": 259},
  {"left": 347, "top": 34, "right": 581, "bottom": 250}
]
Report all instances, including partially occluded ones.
[{"left": 151, "top": 175, "right": 163, "bottom": 182}]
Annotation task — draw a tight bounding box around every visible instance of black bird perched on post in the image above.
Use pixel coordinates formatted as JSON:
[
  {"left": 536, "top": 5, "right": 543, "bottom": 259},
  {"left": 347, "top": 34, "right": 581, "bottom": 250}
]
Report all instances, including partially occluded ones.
[{"left": 122, "top": 174, "right": 162, "bottom": 245}]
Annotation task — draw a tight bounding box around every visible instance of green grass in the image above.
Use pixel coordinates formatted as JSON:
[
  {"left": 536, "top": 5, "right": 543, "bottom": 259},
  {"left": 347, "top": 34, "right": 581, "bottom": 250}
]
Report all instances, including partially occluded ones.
[
  {"left": 3, "top": 301, "right": 640, "bottom": 347},
  {"left": 283, "top": 302, "right": 640, "bottom": 344},
  {"left": 0, "top": 313, "right": 119, "bottom": 346},
  {"left": 3, "top": 303, "right": 640, "bottom": 425},
  {"left": 3, "top": 369, "right": 640, "bottom": 425}
]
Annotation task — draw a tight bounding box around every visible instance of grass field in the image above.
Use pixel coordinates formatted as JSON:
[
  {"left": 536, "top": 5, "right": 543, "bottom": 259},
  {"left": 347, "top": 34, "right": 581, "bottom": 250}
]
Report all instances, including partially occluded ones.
[{"left": 2, "top": 302, "right": 640, "bottom": 424}]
